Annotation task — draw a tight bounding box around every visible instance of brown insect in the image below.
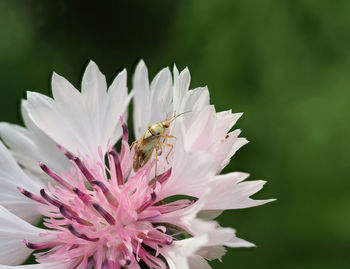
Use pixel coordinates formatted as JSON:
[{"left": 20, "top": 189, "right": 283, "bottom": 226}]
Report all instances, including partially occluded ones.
[{"left": 131, "top": 111, "right": 190, "bottom": 176}]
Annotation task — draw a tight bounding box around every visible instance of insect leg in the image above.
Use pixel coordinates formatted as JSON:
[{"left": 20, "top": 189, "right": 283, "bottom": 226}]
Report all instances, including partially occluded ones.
[
  {"left": 162, "top": 135, "right": 176, "bottom": 139},
  {"left": 155, "top": 145, "right": 159, "bottom": 178},
  {"left": 157, "top": 142, "right": 163, "bottom": 156},
  {"left": 160, "top": 142, "right": 174, "bottom": 164},
  {"left": 130, "top": 141, "right": 137, "bottom": 149}
]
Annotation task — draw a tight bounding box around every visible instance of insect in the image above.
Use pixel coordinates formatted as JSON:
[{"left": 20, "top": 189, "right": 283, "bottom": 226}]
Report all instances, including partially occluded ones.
[{"left": 131, "top": 111, "right": 190, "bottom": 176}]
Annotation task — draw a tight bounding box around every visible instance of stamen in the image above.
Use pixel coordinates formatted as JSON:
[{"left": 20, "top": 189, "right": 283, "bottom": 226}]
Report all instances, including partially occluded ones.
[
  {"left": 23, "top": 239, "right": 58, "bottom": 250},
  {"left": 59, "top": 205, "right": 93, "bottom": 226},
  {"left": 40, "top": 189, "right": 63, "bottom": 207},
  {"left": 120, "top": 116, "right": 129, "bottom": 143},
  {"left": 72, "top": 157, "right": 95, "bottom": 183},
  {"left": 145, "top": 230, "right": 173, "bottom": 245},
  {"left": 120, "top": 116, "right": 130, "bottom": 162},
  {"left": 73, "top": 187, "right": 92, "bottom": 204},
  {"left": 57, "top": 144, "right": 74, "bottom": 160},
  {"left": 102, "top": 261, "right": 109, "bottom": 269},
  {"left": 39, "top": 162, "right": 72, "bottom": 190},
  {"left": 157, "top": 168, "right": 172, "bottom": 184},
  {"left": 150, "top": 168, "right": 172, "bottom": 188},
  {"left": 108, "top": 151, "right": 123, "bottom": 185},
  {"left": 107, "top": 260, "right": 119, "bottom": 269},
  {"left": 91, "top": 180, "right": 119, "bottom": 207},
  {"left": 106, "top": 246, "right": 119, "bottom": 268},
  {"left": 136, "top": 189, "right": 156, "bottom": 214},
  {"left": 119, "top": 243, "right": 132, "bottom": 266},
  {"left": 17, "top": 187, "right": 48, "bottom": 205},
  {"left": 138, "top": 246, "right": 166, "bottom": 268},
  {"left": 92, "top": 203, "right": 116, "bottom": 225},
  {"left": 139, "top": 232, "right": 173, "bottom": 245},
  {"left": 68, "top": 225, "right": 99, "bottom": 242},
  {"left": 85, "top": 260, "right": 95, "bottom": 269}
]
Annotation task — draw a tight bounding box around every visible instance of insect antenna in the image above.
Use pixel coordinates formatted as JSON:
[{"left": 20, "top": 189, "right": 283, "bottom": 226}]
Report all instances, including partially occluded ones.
[
  {"left": 168, "top": 110, "right": 192, "bottom": 123},
  {"left": 163, "top": 103, "right": 169, "bottom": 121}
]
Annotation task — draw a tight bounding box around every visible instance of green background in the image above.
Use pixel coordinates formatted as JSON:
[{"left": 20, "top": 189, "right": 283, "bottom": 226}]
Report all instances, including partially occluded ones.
[{"left": 0, "top": 0, "right": 349, "bottom": 268}]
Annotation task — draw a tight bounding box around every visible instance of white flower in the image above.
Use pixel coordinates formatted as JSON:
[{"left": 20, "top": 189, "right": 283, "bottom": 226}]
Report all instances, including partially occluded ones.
[{"left": 0, "top": 60, "right": 274, "bottom": 268}]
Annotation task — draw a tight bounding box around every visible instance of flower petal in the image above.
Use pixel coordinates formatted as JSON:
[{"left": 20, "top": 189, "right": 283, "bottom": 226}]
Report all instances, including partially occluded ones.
[
  {"left": 188, "top": 255, "right": 212, "bottom": 269},
  {"left": 180, "top": 86, "right": 210, "bottom": 115},
  {"left": 173, "top": 65, "right": 190, "bottom": 112},
  {"left": 133, "top": 60, "right": 151, "bottom": 139},
  {"left": 106, "top": 69, "right": 133, "bottom": 145},
  {"left": 204, "top": 174, "right": 275, "bottom": 210},
  {"left": 0, "top": 101, "right": 71, "bottom": 178},
  {"left": 160, "top": 236, "right": 208, "bottom": 269},
  {"left": 159, "top": 147, "right": 216, "bottom": 199},
  {"left": 26, "top": 61, "right": 131, "bottom": 161},
  {"left": 0, "top": 141, "right": 43, "bottom": 223},
  {"left": 195, "top": 227, "right": 255, "bottom": 262},
  {"left": 133, "top": 62, "right": 174, "bottom": 140},
  {"left": 0, "top": 206, "right": 46, "bottom": 266},
  {"left": 149, "top": 67, "right": 173, "bottom": 122}
]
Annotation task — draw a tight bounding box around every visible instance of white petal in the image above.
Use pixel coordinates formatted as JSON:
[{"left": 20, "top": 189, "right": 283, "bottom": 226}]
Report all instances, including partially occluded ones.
[
  {"left": 173, "top": 66, "right": 190, "bottom": 112},
  {"left": 0, "top": 206, "right": 47, "bottom": 266},
  {"left": 188, "top": 255, "right": 211, "bottom": 269},
  {"left": 221, "top": 137, "right": 249, "bottom": 171},
  {"left": 225, "top": 236, "right": 256, "bottom": 248},
  {"left": 133, "top": 60, "right": 150, "bottom": 139},
  {"left": 176, "top": 106, "right": 245, "bottom": 172},
  {"left": 0, "top": 123, "right": 37, "bottom": 171},
  {"left": 204, "top": 227, "right": 237, "bottom": 247},
  {"left": 51, "top": 72, "right": 81, "bottom": 105},
  {"left": 196, "top": 227, "right": 255, "bottom": 262},
  {"left": 81, "top": 60, "right": 107, "bottom": 98},
  {"left": 149, "top": 67, "right": 173, "bottom": 124},
  {"left": 211, "top": 129, "right": 242, "bottom": 171},
  {"left": 21, "top": 100, "right": 70, "bottom": 175},
  {"left": 0, "top": 141, "right": 43, "bottom": 223},
  {"left": 204, "top": 175, "right": 275, "bottom": 210},
  {"left": 215, "top": 111, "right": 242, "bottom": 135},
  {"left": 210, "top": 130, "right": 240, "bottom": 170},
  {"left": 26, "top": 91, "right": 89, "bottom": 155},
  {"left": 107, "top": 69, "right": 133, "bottom": 144},
  {"left": 197, "top": 210, "right": 223, "bottom": 220},
  {"left": 133, "top": 63, "right": 174, "bottom": 140},
  {"left": 196, "top": 246, "right": 226, "bottom": 262},
  {"left": 159, "top": 146, "right": 216, "bottom": 198},
  {"left": 181, "top": 86, "right": 210, "bottom": 114},
  {"left": 160, "top": 236, "right": 208, "bottom": 269},
  {"left": 183, "top": 106, "right": 216, "bottom": 152},
  {"left": 26, "top": 62, "right": 131, "bottom": 161},
  {"left": 80, "top": 61, "right": 108, "bottom": 152}
]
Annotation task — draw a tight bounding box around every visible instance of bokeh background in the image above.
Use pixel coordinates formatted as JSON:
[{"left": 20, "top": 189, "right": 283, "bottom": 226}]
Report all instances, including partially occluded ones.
[{"left": 0, "top": 0, "right": 349, "bottom": 268}]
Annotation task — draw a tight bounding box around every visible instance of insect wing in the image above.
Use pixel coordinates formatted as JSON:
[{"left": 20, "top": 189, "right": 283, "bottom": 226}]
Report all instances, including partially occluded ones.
[{"left": 133, "top": 136, "right": 160, "bottom": 171}]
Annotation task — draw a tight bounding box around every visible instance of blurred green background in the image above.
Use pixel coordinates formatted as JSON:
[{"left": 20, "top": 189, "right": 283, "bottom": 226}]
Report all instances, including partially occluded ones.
[{"left": 0, "top": 0, "right": 349, "bottom": 268}]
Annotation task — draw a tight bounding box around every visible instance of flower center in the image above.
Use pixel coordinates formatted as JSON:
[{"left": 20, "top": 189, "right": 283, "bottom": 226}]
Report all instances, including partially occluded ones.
[{"left": 18, "top": 122, "right": 190, "bottom": 268}]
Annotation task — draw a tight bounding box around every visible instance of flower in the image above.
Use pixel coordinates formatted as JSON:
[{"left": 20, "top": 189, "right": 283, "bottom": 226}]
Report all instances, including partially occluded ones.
[{"left": 0, "top": 61, "right": 274, "bottom": 268}]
